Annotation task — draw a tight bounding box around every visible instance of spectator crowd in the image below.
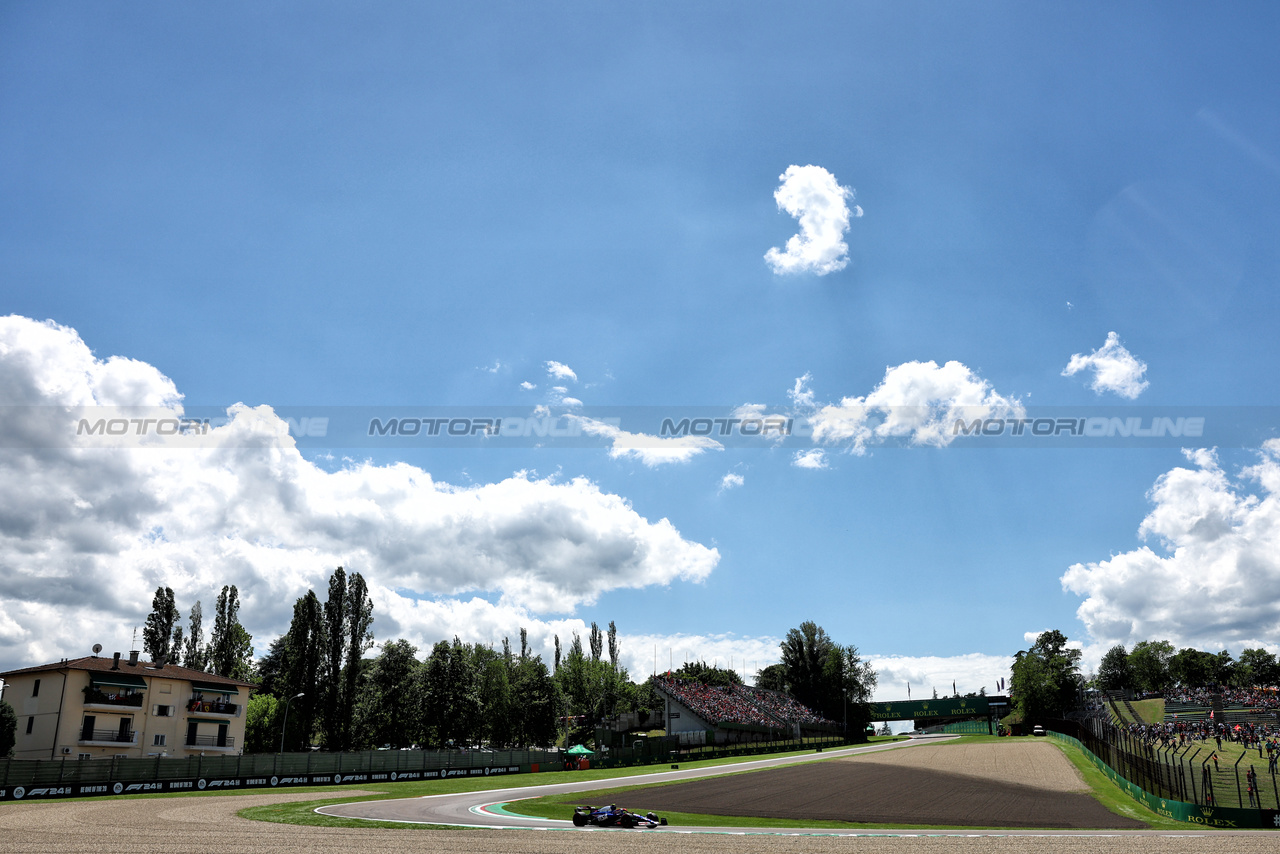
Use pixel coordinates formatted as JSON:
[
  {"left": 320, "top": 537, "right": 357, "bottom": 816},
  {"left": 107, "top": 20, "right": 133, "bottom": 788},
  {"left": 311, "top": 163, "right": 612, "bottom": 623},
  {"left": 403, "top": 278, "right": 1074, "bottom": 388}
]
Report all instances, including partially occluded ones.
[{"left": 653, "top": 675, "right": 833, "bottom": 728}]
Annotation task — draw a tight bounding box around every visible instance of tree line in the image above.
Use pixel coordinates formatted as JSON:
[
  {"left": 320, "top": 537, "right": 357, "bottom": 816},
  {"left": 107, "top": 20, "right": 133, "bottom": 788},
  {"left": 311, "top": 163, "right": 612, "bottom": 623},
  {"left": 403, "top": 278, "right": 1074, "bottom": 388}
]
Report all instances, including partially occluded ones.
[
  {"left": 1009, "top": 629, "right": 1280, "bottom": 727},
  {"left": 1096, "top": 641, "right": 1280, "bottom": 695},
  {"left": 133, "top": 575, "right": 878, "bottom": 755},
  {"left": 142, "top": 583, "right": 254, "bottom": 680}
]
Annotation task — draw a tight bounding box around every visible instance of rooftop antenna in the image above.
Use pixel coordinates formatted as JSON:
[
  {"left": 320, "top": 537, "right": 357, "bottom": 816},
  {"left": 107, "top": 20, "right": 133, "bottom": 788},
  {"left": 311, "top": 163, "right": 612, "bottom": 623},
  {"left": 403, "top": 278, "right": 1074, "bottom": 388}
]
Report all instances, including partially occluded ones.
[
  {"left": 131, "top": 627, "right": 139, "bottom": 651},
  {"left": 92, "top": 643, "right": 103, "bottom": 656}
]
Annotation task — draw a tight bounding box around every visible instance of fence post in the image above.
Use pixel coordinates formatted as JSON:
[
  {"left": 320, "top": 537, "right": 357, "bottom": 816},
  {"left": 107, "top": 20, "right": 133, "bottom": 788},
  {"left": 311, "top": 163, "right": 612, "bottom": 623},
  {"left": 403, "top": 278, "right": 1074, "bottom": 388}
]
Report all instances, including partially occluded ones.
[{"left": 1234, "top": 753, "right": 1244, "bottom": 808}]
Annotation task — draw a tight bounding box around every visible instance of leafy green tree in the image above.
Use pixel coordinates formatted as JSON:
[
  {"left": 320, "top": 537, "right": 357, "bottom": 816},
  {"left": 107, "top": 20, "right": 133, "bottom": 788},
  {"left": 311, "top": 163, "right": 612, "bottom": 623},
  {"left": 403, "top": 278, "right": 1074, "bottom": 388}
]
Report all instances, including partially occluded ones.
[
  {"left": 775, "top": 621, "right": 876, "bottom": 723},
  {"left": 1127, "top": 640, "right": 1173, "bottom": 693},
  {"left": 278, "top": 591, "right": 323, "bottom": 750},
  {"left": 755, "top": 663, "right": 787, "bottom": 692},
  {"left": 182, "top": 600, "right": 208, "bottom": 671},
  {"left": 589, "top": 622, "right": 603, "bottom": 662},
  {"left": 0, "top": 700, "right": 16, "bottom": 757},
  {"left": 675, "top": 660, "right": 742, "bottom": 687},
  {"left": 354, "top": 639, "right": 419, "bottom": 749},
  {"left": 417, "top": 637, "right": 481, "bottom": 747},
  {"left": 779, "top": 621, "right": 836, "bottom": 713},
  {"left": 243, "top": 693, "right": 281, "bottom": 753},
  {"left": 1212, "top": 649, "right": 1236, "bottom": 686},
  {"left": 1169, "top": 648, "right": 1215, "bottom": 688},
  {"left": 511, "top": 654, "right": 560, "bottom": 746},
  {"left": 1238, "top": 648, "right": 1279, "bottom": 687},
  {"left": 143, "top": 586, "right": 182, "bottom": 665},
  {"left": 341, "top": 571, "right": 374, "bottom": 747},
  {"left": 318, "top": 567, "right": 374, "bottom": 750},
  {"left": 209, "top": 585, "right": 254, "bottom": 680},
  {"left": 321, "top": 567, "right": 348, "bottom": 749},
  {"left": 1096, "top": 644, "right": 1130, "bottom": 692},
  {"left": 1011, "top": 630, "right": 1083, "bottom": 723},
  {"left": 476, "top": 647, "right": 513, "bottom": 747}
]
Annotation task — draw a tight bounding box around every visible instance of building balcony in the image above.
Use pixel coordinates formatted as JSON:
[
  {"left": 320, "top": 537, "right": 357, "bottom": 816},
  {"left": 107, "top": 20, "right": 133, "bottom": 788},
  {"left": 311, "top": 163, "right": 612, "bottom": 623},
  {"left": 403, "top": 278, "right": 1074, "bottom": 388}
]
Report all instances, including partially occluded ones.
[
  {"left": 79, "top": 728, "right": 138, "bottom": 746},
  {"left": 185, "top": 698, "right": 240, "bottom": 717},
  {"left": 82, "top": 690, "right": 145, "bottom": 709},
  {"left": 185, "top": 734, "right": 235, "bottom": 751}
]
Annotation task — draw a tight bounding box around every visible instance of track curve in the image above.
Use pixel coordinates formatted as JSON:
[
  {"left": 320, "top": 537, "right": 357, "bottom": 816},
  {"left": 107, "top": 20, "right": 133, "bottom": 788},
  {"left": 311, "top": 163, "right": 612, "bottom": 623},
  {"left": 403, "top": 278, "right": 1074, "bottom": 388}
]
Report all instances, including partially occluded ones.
[{"left": 315, "top": 738, "right": 1265, "bottom": 838}]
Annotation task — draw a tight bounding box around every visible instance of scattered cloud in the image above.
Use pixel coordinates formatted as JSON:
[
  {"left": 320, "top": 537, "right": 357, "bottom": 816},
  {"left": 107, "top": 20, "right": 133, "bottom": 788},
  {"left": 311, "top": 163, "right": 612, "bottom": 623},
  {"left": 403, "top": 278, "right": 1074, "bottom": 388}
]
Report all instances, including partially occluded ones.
[
  {"left": 570, "top": 416, "right": 722, "bottom": 467},
  {"left": 719, "top": 472, "right": 745, "bottom": 492},
  {"left": 0, "top": 316, "right": 719, "bottom": 670},
  {"left": 545, "top": 361, "right": 577, "bottom": 382},
  {"left": 787, "top": 373, "right": 816, "bottom": 409},
  {"left": 792, "top": 449, "right": 828, "bottom": 469},
  {"left": 869, "top": 653, "right": 1013, "bottom": 704},
  {"left": 1062, "top": 442, "right": 1280, "bottom": 651},
  {"left": 764, "top": 165, "right": 860, "bottom": 276},
  {"left": 478, "top": 360, "right": 503, "bottom": 374},
  {"left": 520, "top": 381, "right": 536, "bottom": 390},
  {"left": 1062, "top": 331, "right": 1149, "bottom": 399},
  {"left": 803, "top": 361, "right": 1023, "bottom": 454},
  {"left": 560, "top": 396, "right": 583, "bottom": 408}
]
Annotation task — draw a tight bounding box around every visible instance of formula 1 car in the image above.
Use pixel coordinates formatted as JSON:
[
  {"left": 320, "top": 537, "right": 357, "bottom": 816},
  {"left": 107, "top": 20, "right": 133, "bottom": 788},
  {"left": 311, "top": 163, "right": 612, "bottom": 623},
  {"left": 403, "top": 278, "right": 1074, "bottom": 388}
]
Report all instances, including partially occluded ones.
[{"left": 571, "top": 804, "right": 668, "bottom": 828}]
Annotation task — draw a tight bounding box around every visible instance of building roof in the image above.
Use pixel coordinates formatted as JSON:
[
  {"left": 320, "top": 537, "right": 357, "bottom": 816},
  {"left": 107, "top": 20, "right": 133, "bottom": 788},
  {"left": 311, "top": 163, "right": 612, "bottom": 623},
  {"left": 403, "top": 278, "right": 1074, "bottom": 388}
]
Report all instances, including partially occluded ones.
[{"left": 0, "top": 655, "right": 256, "bottom": 690}]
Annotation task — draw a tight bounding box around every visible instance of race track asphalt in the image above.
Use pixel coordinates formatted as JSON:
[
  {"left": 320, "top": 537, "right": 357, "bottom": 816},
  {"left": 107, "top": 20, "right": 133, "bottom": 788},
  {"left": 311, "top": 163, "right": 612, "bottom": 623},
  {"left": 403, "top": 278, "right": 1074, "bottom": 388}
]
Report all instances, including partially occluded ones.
[{"left": 4, "top": 739, "right": 1279, "bottom": 852}]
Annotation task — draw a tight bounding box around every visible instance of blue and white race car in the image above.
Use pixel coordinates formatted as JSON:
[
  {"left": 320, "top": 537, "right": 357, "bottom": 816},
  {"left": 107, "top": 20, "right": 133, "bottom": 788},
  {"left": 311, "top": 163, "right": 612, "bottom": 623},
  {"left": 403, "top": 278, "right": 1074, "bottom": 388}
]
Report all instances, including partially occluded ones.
[{"left": 571, "top": 804, "right": 668, "bottom": 828}]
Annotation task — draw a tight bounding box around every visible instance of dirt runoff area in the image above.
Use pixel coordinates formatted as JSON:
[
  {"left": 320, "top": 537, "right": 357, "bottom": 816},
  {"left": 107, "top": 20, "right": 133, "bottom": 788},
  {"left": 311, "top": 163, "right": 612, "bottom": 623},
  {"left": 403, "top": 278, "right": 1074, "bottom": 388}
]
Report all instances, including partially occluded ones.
[{"left": 618, "top": 740, "right": 1147, "bottom": 829}]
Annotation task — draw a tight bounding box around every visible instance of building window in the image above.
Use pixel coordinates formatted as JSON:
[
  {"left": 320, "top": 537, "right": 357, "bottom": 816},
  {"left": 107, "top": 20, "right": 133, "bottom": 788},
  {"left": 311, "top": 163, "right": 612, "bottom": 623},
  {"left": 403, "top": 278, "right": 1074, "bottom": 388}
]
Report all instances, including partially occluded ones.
[
  {"left": 153, "top": 734, "right": 166, "bottom": 747},
  {"left": 33, "top": 678, "right": 40, "bottom": 697},
  {"left": 26, "top": 716, "right": 34, "bottom": 734},
  {"left": 153, "top": 704, "right": 173, "bottom": 717},
  {"left": 159, "top": 682, "right": 171, "bottom": 694},
  {"left": 78, "top": 753, "right": 92, "bottom": 760}
]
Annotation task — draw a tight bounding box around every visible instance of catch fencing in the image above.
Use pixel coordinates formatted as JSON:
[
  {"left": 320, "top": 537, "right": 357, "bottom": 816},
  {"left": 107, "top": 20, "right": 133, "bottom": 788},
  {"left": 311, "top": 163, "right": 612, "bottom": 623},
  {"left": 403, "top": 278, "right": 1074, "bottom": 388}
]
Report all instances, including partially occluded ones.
[{"left": 1049, "top": 718, "right": 1280, "bottom": 829}]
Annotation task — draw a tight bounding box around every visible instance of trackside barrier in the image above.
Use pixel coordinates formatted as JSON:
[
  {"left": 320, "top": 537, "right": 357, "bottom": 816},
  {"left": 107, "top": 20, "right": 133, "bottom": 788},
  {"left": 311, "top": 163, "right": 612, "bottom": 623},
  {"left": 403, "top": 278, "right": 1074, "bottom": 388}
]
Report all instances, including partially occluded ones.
[
  {"left": 1049, "top": 730, "right": 1280, "bottom": 829},
  {"left": 0, "top": 735, "right": 859, "bottom": 803},
  {"left": 0, "top": 748, "right": 549, "bottom": 802}
]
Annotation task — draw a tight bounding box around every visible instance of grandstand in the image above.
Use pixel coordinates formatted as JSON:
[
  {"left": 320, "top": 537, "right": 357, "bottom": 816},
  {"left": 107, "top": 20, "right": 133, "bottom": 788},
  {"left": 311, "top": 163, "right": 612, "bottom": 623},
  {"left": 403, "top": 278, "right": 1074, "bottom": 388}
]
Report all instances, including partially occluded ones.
[{"left": 652, "top": 675, "right": 839, "bottom": 744}]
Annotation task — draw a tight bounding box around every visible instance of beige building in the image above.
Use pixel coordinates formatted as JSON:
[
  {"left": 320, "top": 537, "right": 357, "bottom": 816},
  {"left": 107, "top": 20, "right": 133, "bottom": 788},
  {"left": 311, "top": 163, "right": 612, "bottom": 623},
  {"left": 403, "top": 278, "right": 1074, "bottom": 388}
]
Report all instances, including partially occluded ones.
[{"left": 0, "top": 652, "right": 256, "bottom": 760}]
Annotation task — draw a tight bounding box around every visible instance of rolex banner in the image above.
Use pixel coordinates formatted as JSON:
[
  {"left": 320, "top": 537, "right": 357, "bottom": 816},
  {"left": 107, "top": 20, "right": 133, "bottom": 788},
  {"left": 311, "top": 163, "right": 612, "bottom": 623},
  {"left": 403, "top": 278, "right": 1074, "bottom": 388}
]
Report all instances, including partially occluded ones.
[{"left": 867, "top": 698, "right": 990, "bottom": 721}]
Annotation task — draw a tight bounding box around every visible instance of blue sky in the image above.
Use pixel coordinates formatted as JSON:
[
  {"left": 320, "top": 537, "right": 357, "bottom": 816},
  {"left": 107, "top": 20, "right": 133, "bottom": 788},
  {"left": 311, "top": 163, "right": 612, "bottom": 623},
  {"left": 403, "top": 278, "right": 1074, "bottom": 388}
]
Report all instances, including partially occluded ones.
[{"left": 3, "top": 2, "right": 1280, "bottom": 701}]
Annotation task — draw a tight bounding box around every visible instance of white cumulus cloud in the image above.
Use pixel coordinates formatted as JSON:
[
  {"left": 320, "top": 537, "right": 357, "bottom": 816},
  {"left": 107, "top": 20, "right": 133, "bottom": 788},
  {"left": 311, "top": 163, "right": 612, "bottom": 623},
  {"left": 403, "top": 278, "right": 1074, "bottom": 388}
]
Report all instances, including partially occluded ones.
[
  {"left": 0, "top": 316, "right": 719, "bottom": 670},
  {"left": 792, "top": 449, "right": 828, "bottom": 469},
  {"left": 719, "top": 472, "right": 745, "bottom": 492},
  {"left": 1062, "top": 442, "right": 1280, "bottom": 651},
  {"left": 545, "top": 361, "right": 578, "bottom": 382},
  {"left": 804, "top": 361, "right": 1023, "bottom": 454},
  {"left": 1062, "top": 331, "right": 1149, "bottom": 399},
  {"left": 570, "top": 416, "right": 722, "bottom": 467},
  {"left": 764, "top": 165, "right": 860, "bottom": 276}
]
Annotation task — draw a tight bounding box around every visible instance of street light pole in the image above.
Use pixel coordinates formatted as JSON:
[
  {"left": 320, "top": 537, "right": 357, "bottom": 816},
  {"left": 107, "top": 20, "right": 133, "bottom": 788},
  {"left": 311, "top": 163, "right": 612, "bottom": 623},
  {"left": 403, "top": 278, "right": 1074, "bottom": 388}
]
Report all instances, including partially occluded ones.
[{"left": 279, "top": 692, "right": 305, "bottom": 754}]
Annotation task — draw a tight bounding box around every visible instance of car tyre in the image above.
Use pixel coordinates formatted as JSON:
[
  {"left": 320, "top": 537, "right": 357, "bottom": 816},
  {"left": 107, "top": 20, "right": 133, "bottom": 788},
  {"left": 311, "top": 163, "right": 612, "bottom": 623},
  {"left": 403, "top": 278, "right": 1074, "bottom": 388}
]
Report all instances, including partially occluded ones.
[{"left": 572, "top": 812, "right": 587, "bottom": 827}]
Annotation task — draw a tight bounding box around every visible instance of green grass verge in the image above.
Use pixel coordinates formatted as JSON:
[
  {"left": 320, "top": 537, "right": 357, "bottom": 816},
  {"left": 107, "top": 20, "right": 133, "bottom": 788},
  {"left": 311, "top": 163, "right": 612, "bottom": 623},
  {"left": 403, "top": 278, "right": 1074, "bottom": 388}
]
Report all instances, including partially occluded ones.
[
  {"left": 1129, "top": 698, "right": 1165, "bottom": 724},
  {"left": 1045, "top": 736, "right": 1186, "bottom": 829}
]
